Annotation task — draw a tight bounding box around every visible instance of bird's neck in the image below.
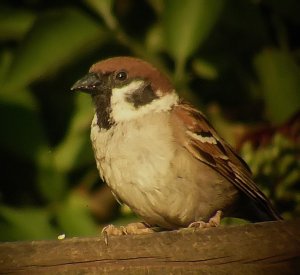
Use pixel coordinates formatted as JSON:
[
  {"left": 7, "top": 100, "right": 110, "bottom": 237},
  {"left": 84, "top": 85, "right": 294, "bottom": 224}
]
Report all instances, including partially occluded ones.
[{"left": 92, "top": 94, "right": 114, "bottom": 130}]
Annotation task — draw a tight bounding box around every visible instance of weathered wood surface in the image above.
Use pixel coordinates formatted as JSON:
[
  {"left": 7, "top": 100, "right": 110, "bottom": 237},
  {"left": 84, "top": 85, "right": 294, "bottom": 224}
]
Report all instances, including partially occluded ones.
[{"left": 0, "top": 220, "right": 299, "bottom": 274}]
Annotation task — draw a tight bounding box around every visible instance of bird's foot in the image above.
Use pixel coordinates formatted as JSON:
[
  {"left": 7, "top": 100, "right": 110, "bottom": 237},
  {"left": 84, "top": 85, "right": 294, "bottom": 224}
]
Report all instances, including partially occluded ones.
[
  {"left": 102, "top": 222, "right": 154, "bottom": 245},
  {"left": 188, "top": 210, "right": 223, "bottom": 229}
]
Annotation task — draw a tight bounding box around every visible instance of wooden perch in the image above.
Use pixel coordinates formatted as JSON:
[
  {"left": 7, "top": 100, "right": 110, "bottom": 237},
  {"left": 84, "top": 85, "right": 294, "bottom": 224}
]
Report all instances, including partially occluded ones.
[{"left": 0, "top": 220, "right": 299, "bottom": 274}]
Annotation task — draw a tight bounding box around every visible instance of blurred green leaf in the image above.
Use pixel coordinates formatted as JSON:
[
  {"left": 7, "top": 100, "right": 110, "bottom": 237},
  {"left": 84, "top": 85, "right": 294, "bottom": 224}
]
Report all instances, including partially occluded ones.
[
  {"left": 145, "top": 24, "right": 164, "bottom": 53},
  {"left": 0, "top": 50, "right": 13, "bottom": 85},
  {"left": 221, "top": 217, "right": 249, "bottom": 225},
  {"left": 36, "top": 147, "right": 68, "bottom": 202},
  {"left": 0, "top": 89, "right": 47, "bottom": 160},
  {"left": 254, "top": 48, "right": 300, "bottom": 124},
  {"left": 85, "top": 0, "right": 117, "bottom": 30},
  {"left": 0, "top": 206, "right": 57, "bottom": 241},
  {"left": 3, "top": 8, "right": 106, "bottom": 90},
  {"left": 53, "top": 93, "right": 94, "bottom": 173},
  {"left": 0, "top": 9, "right": 35, "bottom": 40},
  {"left": 0, "top": 86, "right": 37, "bottom": 110},
  {"left": 192, "top": 58, "right": 219, "bottom": 80},
  {"left": 163, "top": 0, "right": 224, "bottom": 76},
  {"left": 56, "top": 192, "right": 98, "bottom": 237},
  {"left": 240, "top": 132, "right": 299, "bottom": 217}
]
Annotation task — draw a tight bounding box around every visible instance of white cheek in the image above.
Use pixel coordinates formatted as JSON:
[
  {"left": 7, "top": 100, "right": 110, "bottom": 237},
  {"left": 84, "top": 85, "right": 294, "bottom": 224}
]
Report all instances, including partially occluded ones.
[
  {"left": 110, "top": 81, "right": 179, "bottom": 122},
  {"left": 110, "top": 81, "right": 143, "bottom": 121}
]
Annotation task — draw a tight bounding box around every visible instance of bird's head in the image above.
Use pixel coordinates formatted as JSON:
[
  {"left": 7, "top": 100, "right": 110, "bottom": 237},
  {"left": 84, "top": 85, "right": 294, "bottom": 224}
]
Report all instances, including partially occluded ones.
[{"left": 71, "top": 57, "right": 178, "bottom": 128}]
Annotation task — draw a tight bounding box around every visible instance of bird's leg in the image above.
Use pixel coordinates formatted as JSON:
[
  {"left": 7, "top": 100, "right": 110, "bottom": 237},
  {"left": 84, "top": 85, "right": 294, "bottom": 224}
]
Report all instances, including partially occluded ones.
[
  {"left": 121, "top": 222, "right": 155, "bottom": 235},
  {"left": 102, "top": 222, "right": 155, "bottom": 245},
  {"left": 188, "top": 210, "right": 223, "bottom": 229}
]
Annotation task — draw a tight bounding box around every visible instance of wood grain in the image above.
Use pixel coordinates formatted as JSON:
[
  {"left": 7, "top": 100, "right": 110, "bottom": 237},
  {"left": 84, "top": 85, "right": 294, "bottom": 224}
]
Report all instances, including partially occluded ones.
[{"left": 0, "top": 220, "right": 299, "bottom": 274}]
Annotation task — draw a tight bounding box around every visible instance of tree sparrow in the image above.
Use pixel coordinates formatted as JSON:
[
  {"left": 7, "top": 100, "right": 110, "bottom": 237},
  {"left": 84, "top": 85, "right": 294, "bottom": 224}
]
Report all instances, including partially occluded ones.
[{"left": 71, "top": 57, "right": 282, "bottom": 234}]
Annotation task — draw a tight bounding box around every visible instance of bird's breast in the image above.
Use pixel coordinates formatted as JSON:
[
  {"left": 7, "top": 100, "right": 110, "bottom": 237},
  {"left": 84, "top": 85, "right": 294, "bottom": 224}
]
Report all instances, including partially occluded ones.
[
  {"left": 90, "top": 112, "right": 175, "bottom": 204},
  {"left": 90, "top": 112, "right": 239, "bottom": 228}
]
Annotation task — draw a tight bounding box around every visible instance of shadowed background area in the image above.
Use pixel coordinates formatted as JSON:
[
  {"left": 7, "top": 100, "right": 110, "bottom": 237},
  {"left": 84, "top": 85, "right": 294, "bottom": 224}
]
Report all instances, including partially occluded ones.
[{"left": 0, "top": 0, "right": 299, "bottom": 241}]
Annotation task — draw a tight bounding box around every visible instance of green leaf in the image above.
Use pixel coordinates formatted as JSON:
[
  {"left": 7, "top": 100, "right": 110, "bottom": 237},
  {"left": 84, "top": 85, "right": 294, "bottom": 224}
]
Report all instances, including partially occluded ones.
[
  {"left": 36, "top": 147, "right": 68, "bottom": 202},
  {"left": 0, "top": 9, "right": 35, "bottom": 41},
  {"left": 53, "top": 93, "right": 94, "bottom": 173},
  {"left": 0, "top": 206, "right": 57, "bottom": 241},
  {"left": 0, "top": 50, "right": 13, "bottom": 85},
  {"left": 56, "top": 192, "right": 98, "bottom": 237},
  {"left": 0, "top": 86, "right": 37, "bottom": 110},
  {"left": 0, "top": 88, "right": 47, "bottom": 161},
  {"left": 254, "top": 48, "right": 300, "bottom": 124},
  {"left": 145, "top": 24, "right": 165, "bottom": 53},
  {"left": 163, "top": 0, "right": 224, "bottom": 74},
  {"left": 84, "top": 0, "right": 117, "bottom": 30},
  {"left": 3, "top": 8, "right": 106, "bottom": 90},
  {"left": 192, "top": 58, "right": 219, "bottom": 80}
]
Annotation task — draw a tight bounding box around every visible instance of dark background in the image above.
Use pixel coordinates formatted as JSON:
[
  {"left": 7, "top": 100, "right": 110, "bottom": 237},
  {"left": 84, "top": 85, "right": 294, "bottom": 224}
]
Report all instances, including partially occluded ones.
[{"left": 0, "top": 0, "right": 299, "bottom": 241}]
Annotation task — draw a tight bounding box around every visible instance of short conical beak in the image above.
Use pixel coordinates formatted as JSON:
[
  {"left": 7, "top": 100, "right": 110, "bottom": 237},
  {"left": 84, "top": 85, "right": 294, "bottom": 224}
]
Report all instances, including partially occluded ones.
[{"left": 71, "top": 72, "right": 101, "bottom": 94}]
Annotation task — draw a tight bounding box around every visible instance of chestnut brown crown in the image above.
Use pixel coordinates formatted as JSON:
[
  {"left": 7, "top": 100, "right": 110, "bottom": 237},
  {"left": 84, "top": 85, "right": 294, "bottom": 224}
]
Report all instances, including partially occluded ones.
[{"left": 89, "top": 57, "right": 174, "bottom": 94}]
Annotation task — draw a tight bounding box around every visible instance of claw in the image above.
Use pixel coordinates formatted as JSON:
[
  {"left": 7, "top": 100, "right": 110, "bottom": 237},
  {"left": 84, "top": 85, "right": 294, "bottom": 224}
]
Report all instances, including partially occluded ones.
[
  {"left": 208, "top": 210, "right": 222, "bottom": 227},
  {"left": 101, "top": 222, "right": 155, "bottom": 245},
  {"left": 188, "top": 210, "right": 223, "bottom": 229},
  {"left": 101, "top": 224, "right": 123, "bottom": 245}
]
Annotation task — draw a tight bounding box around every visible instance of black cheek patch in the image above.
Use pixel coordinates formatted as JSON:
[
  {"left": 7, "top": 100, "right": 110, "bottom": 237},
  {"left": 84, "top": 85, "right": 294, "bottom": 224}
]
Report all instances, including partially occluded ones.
[
  {"left": 92, "top": 90, "right": 113, "bottom": 130},
  {"left": 126, "top": 84, "right": 159, "bottom": 108}
]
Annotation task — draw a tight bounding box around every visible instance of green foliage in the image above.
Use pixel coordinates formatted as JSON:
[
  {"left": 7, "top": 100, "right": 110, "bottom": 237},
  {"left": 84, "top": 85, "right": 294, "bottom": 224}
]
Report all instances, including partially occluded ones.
[
  {"left": 0, "top": 0, "right": 299, "bottom": 241},
  {"left": 55, "top": 192, "right": 99, "bottom": 237},
  {"left": 0, "top": 206, "right": 57, "bottom": 240},
  {"left": 164, "top": 0, "right": 224, "bottom": 79},
  {"left": 3, "top": 8, "right": 106, "bottom": 90},
  {"left": 254, "top": 49, "right": 300, "bottom": 124},
  {"left": 241, "top": 134, "right": 300, "bottom": 218},
  {"left": 0, "top": 9, "right": 35, "bottom": 40},
  {"left": 0, "top": 88, "right": 46, "bottom": 160}
]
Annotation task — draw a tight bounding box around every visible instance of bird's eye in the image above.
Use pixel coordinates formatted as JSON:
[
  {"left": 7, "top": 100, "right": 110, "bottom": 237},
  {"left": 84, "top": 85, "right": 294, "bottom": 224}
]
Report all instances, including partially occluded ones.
[{"left": 115, "top": 71, "right": 127, "bottom": 81}]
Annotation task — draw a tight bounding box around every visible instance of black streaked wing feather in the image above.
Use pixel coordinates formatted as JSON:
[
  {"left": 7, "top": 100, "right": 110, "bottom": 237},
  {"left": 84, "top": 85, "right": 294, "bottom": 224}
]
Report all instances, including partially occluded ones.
[{"left": 172, "top": 102, "right": 281, "bottom": 220}]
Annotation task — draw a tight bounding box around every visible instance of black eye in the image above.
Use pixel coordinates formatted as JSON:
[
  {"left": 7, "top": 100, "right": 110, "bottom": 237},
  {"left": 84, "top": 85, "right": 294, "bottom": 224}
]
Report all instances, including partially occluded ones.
[{"left": 115, "top": 71, "right": 127, "bottom": 81}]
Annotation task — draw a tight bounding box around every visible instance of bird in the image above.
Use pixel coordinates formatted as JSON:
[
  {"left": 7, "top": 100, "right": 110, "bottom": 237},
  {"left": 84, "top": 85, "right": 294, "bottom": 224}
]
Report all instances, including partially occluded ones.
[{"left": 71, "top": 56, "right": 282, "bottom": 235}]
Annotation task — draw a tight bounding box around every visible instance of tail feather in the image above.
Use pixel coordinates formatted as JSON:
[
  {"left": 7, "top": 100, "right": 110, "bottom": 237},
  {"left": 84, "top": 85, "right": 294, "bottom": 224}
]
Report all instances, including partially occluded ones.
[{"left": 235, "top": 194, "right": 282, "bottom": 222}]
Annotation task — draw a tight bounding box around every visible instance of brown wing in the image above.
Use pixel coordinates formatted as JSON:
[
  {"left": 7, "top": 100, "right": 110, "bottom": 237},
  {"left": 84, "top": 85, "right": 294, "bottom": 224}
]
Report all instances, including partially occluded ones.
[{"left": 171, "top": 101, "right": 281, "bottom": 220}]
